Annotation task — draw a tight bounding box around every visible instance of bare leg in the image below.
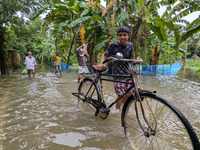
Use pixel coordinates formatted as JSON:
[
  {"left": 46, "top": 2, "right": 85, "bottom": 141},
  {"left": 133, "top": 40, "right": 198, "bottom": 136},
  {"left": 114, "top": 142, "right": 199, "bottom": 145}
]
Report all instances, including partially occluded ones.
[
  {"left": 32, "top": 69, "right": 35, "bottom": 78},
  {"left": 116, "top": 92, "right": 132, "bottom": 109},
  {"left": 28, "top": 70, "right": 31, "bottom": 78},
  {"left": 55, "top": 66, "right": 58, "bottom": 74},
  {"left": 122, "top": 92, "right": 132, "bottom": 104},
  {"left": 78, "top": 74, "right": 82, "bottom": 83},
  {"left": 116, "top": 97, "right": 123, "bottom": 109},
  {"left": 59, "top": 66, "right": 62, "bottom": 76}
]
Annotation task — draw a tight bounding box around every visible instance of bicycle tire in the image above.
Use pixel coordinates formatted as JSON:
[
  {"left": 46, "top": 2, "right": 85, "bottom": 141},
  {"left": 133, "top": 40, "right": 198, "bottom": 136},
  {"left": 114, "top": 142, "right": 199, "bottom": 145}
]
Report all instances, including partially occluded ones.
[
  {"left": 121, "top": 93, "right": 200, "bottom": 150},
  {"left": 78, "top": 78, "right": 102, "bottom": 116}
]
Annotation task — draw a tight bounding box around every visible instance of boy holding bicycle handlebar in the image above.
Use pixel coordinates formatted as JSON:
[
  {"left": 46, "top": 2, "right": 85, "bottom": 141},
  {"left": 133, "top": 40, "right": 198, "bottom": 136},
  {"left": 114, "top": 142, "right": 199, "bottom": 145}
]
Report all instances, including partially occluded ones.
[{"left": 97, "top": 26, "right": 142, "bottom": 110}]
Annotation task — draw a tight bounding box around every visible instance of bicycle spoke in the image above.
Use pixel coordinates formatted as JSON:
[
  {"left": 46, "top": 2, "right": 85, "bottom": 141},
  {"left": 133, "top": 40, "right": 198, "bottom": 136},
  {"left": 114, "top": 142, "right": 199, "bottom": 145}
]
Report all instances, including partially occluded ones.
[
  {"left": 126, "top": 116, "right": 138, "bottom": 123},
  {"left": 157, "top": 117, "right": 182, "bottom": 133},
  {"left": 155, "top": 135, "right": 161, "bottom": 150},
  {"left": 155, "top": 134, "right": 177, "bottom": 146},
  {"left": 139, "top": 137, "right": 148, "bottom": 150},
  {"left": 156, "top": 111, "right": 173, "bottom": 132},
  {"left": 126, "top": 123, "right": 144, "bottom": 134},
  {"left": 78, "top": 79, "right": 100, "bottom": 116},
  {"left": 122, "top": 94, "right": 197, "bottom": 149}
]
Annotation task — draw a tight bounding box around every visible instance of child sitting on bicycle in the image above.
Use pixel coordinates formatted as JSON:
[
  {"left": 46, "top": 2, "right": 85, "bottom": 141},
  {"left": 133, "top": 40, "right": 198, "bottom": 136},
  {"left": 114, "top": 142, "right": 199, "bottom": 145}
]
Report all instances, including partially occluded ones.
[
  {"left": 98, "top": 26, "right": 142, "bottom": 110},
  {"left": 76, "top": 44, "right": 90, "bottom": 82}
]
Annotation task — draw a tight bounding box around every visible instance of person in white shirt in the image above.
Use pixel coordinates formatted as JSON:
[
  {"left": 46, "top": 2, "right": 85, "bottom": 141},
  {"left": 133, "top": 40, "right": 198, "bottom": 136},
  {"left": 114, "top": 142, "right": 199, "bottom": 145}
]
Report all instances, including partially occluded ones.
[{"left": 25, "top": 52, "right": 37, "bottom": 78}]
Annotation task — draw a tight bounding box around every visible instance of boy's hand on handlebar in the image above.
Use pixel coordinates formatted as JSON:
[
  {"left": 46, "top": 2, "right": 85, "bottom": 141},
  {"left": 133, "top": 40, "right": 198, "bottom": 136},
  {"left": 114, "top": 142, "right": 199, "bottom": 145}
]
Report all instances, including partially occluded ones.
[
  {"left": 96, "top": 64, "right": 105, "bottom": 70},
  {"left": 136, "top": 57, "right": 142, "bottom": 60},
  {"left": 135, "top": 57, "right": 143, "bottom": 64}
]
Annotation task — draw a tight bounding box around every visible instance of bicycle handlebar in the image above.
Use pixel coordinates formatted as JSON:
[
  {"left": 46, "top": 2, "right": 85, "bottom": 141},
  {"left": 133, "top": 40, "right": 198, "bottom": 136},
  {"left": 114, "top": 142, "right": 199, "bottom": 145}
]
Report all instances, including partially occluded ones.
[{"left": 103, "top": 56, "right": 143, "bottom": 64}]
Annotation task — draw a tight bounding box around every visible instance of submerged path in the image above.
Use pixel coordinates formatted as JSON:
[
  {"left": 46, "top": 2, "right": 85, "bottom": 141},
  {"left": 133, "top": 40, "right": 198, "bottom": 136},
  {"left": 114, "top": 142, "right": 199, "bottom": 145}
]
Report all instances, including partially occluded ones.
[{"left": 0, "top": 66, "right": 199, "bottom": 149}]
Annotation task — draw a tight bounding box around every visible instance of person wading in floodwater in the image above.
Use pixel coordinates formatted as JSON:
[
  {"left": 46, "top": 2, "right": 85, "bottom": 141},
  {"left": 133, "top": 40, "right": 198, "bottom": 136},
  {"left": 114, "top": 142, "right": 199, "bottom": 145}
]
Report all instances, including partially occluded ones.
[
  {"left": 76, "top": 44, "right": 90, "bottom": 83},
  {"left": 54, "top": 53, "right": 62, "bottom": 75},
  {"left": 96, "top": 26, "right": 142, "bottom": 111},
  {"left": 25, "top": 52, "right": 37, "bottom": 78}
]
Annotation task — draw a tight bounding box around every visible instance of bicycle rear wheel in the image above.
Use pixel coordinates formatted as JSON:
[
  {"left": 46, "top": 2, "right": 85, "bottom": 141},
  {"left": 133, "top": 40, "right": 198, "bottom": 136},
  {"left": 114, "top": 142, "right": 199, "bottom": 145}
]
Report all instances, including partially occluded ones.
[
  {"left": 121, "top": 93, "right": 200, "bottom": 150},
  {"left": 78, "top": 78, "right": 101, "bottom": 116}
]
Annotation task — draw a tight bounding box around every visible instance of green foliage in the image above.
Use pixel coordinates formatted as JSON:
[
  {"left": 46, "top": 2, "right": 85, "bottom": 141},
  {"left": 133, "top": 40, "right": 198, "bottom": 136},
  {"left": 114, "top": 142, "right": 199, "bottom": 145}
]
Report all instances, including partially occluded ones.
[
  {"left": 5, "top": 18, "right": 44, "bottom": 55},
  {"left": 2, "top": 0, "right": 200, "bottom": 68},
  {"left": 186, "top": 59, "right": 200, "bottom": 68},
  {"left": 93, "top": 39, "right": 110, "bottom": 52},
  {"left": 196, "top": 68, "right": 200, "bottom": 75},
  {"left": 186, "top": 59, "right": 200, "bottom": 76}
]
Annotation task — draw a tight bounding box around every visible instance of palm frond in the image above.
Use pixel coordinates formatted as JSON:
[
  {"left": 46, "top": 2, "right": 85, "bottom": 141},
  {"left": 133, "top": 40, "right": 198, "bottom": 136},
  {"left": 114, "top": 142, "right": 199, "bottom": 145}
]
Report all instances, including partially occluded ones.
[
  {"left": 41, "top": 10, "right": 56, "bottom": 36},
  {"left": 181, "top": 24, "right": 200, "bottom": 43},
  {"left": 166, "top": 1, "right": 185, "bottom": 21},
  {"left": 93, "top": 39, "right": 110, "bottom": 52},
  {"left": 175, "top": 19, "right": 190, "bottom": 26},
  {"left": 68, "top": 16, "right": 91, "bottom": 28},
  {"left": 186, "top": 17, "right": 200, "bottom": 30}
]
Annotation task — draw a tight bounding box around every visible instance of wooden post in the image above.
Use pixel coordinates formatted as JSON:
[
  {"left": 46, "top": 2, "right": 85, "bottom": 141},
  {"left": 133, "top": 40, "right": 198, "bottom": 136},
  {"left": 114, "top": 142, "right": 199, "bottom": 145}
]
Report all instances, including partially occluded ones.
[{"left": 139, "top": 64, "right": 141, "bottom": 77}]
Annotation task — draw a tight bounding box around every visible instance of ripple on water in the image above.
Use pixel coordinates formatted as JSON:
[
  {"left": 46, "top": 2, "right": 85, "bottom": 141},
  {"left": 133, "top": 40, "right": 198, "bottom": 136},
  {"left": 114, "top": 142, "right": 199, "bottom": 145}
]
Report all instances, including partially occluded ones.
[
  {"left": 51, "top": 132, "right": 86, "bottom": 147},
  {"left": 0, "top": 68, "right": 200, "bottom": 149}
]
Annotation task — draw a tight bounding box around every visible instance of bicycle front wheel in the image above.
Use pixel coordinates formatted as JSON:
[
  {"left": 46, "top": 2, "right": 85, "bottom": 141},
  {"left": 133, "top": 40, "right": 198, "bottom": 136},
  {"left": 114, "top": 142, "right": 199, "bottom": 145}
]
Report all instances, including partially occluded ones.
[
  {"left": 78, "top": 78, "right": 101, "bottom": 116},
  {"left": 121, "top": 93, "right": 200, "bottom": 150}
]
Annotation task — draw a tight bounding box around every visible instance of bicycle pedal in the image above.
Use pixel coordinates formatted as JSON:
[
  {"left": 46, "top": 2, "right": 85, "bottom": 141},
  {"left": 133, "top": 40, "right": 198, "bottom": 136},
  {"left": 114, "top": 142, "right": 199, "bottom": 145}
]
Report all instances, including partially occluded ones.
[{"left": 100, "top": 107, "right": 110, "bottom": 114}]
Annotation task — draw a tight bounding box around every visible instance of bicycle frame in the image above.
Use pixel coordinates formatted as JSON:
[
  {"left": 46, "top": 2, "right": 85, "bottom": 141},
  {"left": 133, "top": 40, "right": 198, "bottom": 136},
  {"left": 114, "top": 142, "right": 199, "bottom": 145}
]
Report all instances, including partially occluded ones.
[
  {"left": 86, "top": 66, "right": 156, "bottom": 134},
  {"left": 84, "top": 65, "right": 137, "bottom": 110},
  {"left": 98, "top": 72, "right": 135, "bottom": 109}
]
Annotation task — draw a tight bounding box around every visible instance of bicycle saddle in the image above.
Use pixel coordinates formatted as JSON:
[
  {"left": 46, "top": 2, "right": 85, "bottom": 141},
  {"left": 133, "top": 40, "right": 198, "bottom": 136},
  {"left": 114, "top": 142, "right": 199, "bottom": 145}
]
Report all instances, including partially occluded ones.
[{"left": 92, "top": 65, "right": 107, "bottom": 72}]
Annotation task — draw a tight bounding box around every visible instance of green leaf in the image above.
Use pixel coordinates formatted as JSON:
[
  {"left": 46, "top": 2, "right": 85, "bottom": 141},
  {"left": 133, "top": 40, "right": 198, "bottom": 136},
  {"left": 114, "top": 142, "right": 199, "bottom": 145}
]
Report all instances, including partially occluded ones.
[
  {"left": 68, "top": 16, "right": 91, "bottom": 28},
  {"left": 90, "top": 16, "right": 103, "bottom": 22},
  {"left": 147, "top": 22, "right": 163, "bottom": 41},
  {"left": 118, "top": 8, "right": 128, "bottom": 23},
  {"left": 79, "top": 1, "right": 89, "bottom": 9},
  {"left": 186, "top": 17, "right": 200, "bottom": 30},
  {"left": 80, "top": 9, "right": 89, "bottom": 17},
  {"left": 31, "top": 4, "right": 50, "bottom": 20},
  {"left": 93, "top": 39, "right": 110, "bottom": 52},
  {"left": 181, "top": 24, "right": 200, "bottom": 43}
]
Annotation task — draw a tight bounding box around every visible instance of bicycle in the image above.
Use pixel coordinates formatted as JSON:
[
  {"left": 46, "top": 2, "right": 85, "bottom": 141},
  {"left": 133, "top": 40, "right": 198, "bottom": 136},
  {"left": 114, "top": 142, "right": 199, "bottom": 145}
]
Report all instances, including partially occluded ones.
[{"left": 72, "top": 54, "right": 200, "bottom": 150}]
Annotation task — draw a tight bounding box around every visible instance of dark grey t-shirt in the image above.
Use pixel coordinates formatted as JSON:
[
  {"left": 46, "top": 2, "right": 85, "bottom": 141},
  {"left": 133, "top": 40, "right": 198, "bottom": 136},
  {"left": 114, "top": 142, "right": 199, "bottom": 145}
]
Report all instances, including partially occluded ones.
[
  {"left": 106, "top": 41, "right": 134, "bottom": 75},
  {"left": 76, "top": 47, "right": 89, "bottom": 66}
]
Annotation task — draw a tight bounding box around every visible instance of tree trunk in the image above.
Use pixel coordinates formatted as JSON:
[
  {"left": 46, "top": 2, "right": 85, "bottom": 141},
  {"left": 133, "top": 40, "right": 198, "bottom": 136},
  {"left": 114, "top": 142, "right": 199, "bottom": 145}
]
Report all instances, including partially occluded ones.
[
  {"left": 91, "top": 29, "right": 97, "bottom": 65},
  {"left": 125, "top": 0, "right": 129, "bottom": 12},
  {"left": 0, "top": 23, "right": 6, "bottom": 74},
  {"left": 130, "top": 18, "right": 142, "bottom": 43},
  {"left": 117, "top": 0, "right": 120, "bottom": 6},
  {"left": 67, "top": 33, "right": 75, "bottom": 65},
  {"left": 130, "top": 1, "right": 152, "bottom": 43}
]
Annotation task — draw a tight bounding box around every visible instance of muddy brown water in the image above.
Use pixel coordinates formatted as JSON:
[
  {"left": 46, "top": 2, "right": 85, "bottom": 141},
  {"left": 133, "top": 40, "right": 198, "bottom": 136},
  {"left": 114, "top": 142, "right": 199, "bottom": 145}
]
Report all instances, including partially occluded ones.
[{"left": 0, "top": 66, "right": 199, "bottom": 150}]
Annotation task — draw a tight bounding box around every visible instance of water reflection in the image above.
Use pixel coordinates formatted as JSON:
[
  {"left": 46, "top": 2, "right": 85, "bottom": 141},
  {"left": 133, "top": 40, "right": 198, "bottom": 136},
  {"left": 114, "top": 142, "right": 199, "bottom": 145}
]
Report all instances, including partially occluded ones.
[{"left": 0, "top": 66, "right": 199, "bottom": 149}]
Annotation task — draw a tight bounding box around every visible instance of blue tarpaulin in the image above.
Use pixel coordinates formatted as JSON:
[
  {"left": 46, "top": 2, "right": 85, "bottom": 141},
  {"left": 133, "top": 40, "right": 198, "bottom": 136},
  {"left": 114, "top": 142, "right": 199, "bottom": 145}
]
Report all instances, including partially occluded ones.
[
  {"left": 52, "top": 61, "right": 74, "bottom": 70},
  {"left": 137, "top": 62, "right": 182, "bottom": 75}
]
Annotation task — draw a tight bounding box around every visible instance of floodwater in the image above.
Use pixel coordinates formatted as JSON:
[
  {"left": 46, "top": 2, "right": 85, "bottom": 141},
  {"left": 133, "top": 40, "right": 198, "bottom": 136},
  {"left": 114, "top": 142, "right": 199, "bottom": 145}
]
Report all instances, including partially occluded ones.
[{"left": 0, "top": 66, "right": 199, "bottom": 150}]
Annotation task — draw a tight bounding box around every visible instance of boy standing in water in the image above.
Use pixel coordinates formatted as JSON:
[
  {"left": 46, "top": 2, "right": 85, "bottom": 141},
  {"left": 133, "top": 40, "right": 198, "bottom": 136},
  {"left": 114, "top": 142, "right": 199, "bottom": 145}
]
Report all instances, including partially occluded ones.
[
  {"left": 25, "top": 52, "right": 37, "bottom": 78},
  {"left": 77, "top": 44, "right": 90, "bottom": 82},
  {"left": 54, "top": 53, "right": 62, "bottom": 75},
  {"left": 98, "top": 26, "right": 141, "bottom": 110}
]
